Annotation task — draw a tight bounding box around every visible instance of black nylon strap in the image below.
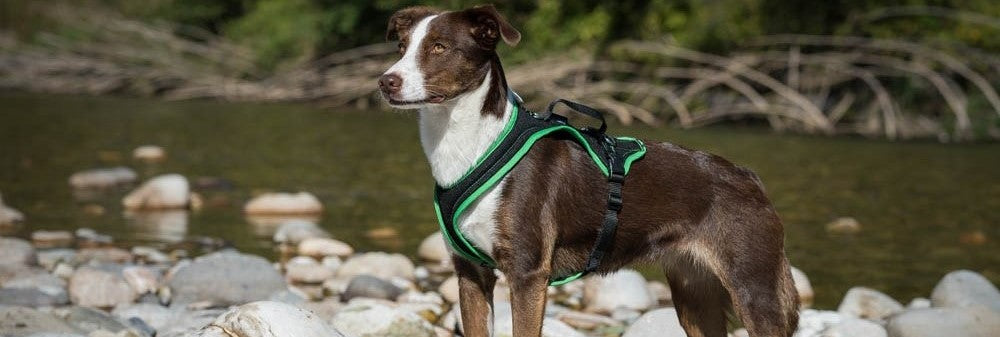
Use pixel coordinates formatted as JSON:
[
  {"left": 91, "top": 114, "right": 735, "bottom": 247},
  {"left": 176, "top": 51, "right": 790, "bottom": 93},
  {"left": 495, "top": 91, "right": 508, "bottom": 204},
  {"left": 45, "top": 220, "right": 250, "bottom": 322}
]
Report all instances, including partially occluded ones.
[
  {"left": 583, "top": 136, "right": 628, "bottom": 274},
  {"left": 545, "top": 99, "right": 607, "bottom": 134}
]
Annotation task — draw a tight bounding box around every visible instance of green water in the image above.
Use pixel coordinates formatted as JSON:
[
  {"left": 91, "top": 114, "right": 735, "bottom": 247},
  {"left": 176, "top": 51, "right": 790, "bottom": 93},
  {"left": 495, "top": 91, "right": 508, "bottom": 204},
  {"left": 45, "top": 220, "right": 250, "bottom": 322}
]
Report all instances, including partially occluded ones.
[{"left": 1, "top": 92, "right": 997, "bottom": 308}]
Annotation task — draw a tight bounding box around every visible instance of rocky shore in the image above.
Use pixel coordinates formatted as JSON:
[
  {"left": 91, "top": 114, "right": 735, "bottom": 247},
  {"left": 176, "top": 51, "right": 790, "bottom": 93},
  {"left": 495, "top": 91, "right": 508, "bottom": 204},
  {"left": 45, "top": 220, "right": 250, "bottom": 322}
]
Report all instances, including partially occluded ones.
[{"left": 1, "top": 224, "right": 998, "bottom": 337}]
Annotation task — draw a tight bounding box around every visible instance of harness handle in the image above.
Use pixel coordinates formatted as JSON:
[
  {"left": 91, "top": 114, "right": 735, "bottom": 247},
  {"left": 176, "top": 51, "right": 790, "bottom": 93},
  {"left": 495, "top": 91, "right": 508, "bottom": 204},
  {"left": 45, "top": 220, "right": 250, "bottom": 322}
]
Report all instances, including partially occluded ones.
[{"left": 545, "top": 99, "right": 607, "bottom": 134}]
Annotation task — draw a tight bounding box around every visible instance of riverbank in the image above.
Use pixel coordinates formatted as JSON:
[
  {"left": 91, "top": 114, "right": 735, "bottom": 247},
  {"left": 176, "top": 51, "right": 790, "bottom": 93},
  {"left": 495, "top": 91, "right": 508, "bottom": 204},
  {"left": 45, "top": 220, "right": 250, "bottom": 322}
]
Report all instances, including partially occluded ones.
[{"left": 1, "top": 226, "right": 999, "bottom": 337}]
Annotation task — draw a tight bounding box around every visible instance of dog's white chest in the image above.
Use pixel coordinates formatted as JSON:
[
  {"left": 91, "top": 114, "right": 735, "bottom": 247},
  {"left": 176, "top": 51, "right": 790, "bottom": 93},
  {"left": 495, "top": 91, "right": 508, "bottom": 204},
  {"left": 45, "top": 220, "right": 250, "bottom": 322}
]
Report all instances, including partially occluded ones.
[{"left": 454, "top": 179, "right": 504, "bottom": 259}]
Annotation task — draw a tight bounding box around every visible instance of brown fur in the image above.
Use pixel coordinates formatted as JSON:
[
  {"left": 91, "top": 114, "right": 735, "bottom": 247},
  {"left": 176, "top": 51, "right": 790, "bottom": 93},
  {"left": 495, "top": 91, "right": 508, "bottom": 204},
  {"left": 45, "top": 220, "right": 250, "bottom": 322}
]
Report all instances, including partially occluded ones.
[{"left": 383, "top": 5, "right": 799, "bottom": 337}]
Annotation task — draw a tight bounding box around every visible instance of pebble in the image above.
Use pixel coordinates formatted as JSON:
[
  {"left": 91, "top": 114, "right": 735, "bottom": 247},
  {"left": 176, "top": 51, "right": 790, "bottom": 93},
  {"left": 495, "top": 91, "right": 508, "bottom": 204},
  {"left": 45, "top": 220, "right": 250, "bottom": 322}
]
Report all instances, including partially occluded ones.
[
  {"left": 122, "top": 174, "right": 190, "bottom": 210},
  {"left": 69, "top": 267, "right": 137, "bottom": 308},
  {"left": 417, "top": 231, "right": 449, "bottom": 262},
  {"left": 285, "top": 256, "right": 335, "bottom": 284},
  {"left": 122, "top": 266, "right": 158, "bottom": 295},
  {"left": 836, "top": 286, "right": 903, "bottom": 321},
  {"left": 76, "top": 247, "right": 132, "bottom": 264},
  {"left": 36, "top": 248, "right": 77, "bottom": 270},
  {"left": 336, "top": 252, "right": 416, "bottom": 281},
  {"left": 30, "top": 230, "right": 74, "bottom": 249},
  {"left": 244, "top": 192, "right": 323, "bottom": 215},
  {"left": 192, "top": 301, "right": 344, "bottom": 337},
  {"left": 112, "top": 303, "right": 177, "bottom": 333},
  {"left": 791, "top": 266, "right": 814, "bottom": 308},
  {"left": 68, "top": 167, "right": 137, "bottom": 189},
  {"left": 132, "top": 145, "right": 166, "bottom": 163},
  {"left": 331, "top": 300, "right": 434, "bottom": 337},
  {"left": 0, "top": 236, "right": 37, "bottom": 266},
  {"left": 555, "top": 310, "right": 621, "bottom": 330},
  {"left": 621, "top": 308, "right": 686, "bottom": 337},
  {"left": 272, "top": 220, "right": 330, "bottom": 245},
  {"left": 583, "top": 269, "right": 655, "bottom": 313},
  {"left": 438, "top": 275, "right": 459, "bottom": 303},
  {"left": 342, "top": 274, "right": 404, "bottom": 301},
  {"left": 825, "top": 217, "right": 861, "bottom": 234},
  {"left": 929, "top": 269, "right": 1000, "bottom": 311},
  {"left": 906, "top": 297, "right": 932, "bottom": 309},
  {"left": 297, "top": 237, "right": 353, "bottom": 258},
  {"left": 167, "top": 251, "right": 286, "bottom": 306}
]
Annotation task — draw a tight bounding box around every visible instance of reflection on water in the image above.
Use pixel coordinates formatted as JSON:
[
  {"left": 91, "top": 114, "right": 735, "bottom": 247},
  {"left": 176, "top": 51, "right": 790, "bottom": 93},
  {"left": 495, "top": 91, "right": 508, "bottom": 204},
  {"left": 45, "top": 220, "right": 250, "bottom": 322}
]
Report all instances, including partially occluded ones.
[
  {"left": 124, "top": 210, "right": 188, "bottom": 243},
  {"left": 245, "top": 215, "right": 322, "bottom": 238},
  {"left": 0, "top": 93, "right": 997, "bottom": 308}
]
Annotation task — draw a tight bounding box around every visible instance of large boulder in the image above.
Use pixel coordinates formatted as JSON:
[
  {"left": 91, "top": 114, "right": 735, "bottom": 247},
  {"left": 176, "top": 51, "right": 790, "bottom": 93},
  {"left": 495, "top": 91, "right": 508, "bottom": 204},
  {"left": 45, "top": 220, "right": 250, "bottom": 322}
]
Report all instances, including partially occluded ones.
[
  {"left": 68, "top": 167, "right": 137, "bottom": 189},
  {"left": 583, "top": 269, "right": 655, "bottom": 313},
  {"left": 417, "top": 231, "right": 449, "bottom": 262},
  {"left": 244, "top": 192, "right": 323, "bottom": 215},
  {"left": 929, "top": 269, "right": 1000, "bottom": 311},
  {"left": 825, "top": 317, "right": 887, "bottom": 337},
  {"left": 68, "top": 267, "right": 137, "bottom": 308},
  {"left": 122, "top": 174, "right": 190, "bottom": 210},
  {"left": 0, "top": 306, "right": 80, "bottom": 336},
  {"left": 0, "top": 237, "right": 36, "bottom": 266},
  {"left": 621, "top": 308, "right": 686, "bottom": 337},
  {"left": 336, "top": 252, "right": 416, "bottom": 281},
  {"left": 167, "top": 251, "right": 286, "bottom": 306},
  {"left": 837, "top": 287, "right": 903, "bottom": 321},
  {"left": 272, "top": 220, "right": 330, "bottom": 245},
  {"left": 189, "top": 301, "right": 343, "bottom": 337},
  {"left": 331, "top": 300, "right": 434, "bottom": 337},
  {"left": 885, "top": 307, "right": 1000, "bottom": 337}
]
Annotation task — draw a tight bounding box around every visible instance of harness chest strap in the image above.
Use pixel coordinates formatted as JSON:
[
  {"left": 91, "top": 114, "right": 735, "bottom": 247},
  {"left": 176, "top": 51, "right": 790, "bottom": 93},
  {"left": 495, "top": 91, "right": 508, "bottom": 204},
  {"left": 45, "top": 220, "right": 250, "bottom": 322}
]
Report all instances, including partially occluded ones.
[{"left": 433, "top": 95, "right": 646, "bottom": 285}]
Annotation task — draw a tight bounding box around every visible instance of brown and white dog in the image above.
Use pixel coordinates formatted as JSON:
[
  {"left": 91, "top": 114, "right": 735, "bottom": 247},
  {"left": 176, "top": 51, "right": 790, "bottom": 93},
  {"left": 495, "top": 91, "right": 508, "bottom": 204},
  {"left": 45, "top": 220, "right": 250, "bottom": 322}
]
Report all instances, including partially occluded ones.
[{"left": 378, "top": 5, "right": 799, "bottom": 337}]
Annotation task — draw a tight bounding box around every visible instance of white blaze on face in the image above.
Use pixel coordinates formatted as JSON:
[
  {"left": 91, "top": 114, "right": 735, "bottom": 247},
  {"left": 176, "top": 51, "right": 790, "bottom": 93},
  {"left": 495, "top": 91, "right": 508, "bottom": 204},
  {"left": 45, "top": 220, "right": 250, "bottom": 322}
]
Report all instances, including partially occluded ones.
[{"left": 384, "top": 15, "right": 438, "bottom": 104}]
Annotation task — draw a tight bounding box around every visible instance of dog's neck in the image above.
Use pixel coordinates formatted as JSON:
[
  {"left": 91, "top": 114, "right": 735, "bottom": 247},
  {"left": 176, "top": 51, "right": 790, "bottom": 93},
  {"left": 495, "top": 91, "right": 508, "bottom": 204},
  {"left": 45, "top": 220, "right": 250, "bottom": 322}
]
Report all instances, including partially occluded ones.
[{"left": 418, "top": 63, "right": 511, "bottom": 187}]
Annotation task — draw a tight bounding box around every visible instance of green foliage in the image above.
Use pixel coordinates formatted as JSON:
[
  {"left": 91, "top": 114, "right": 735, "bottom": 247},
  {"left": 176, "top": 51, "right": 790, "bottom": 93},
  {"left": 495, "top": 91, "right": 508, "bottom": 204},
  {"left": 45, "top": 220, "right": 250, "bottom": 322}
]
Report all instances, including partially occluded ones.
[{"left": 225, "top": 0, "right": 332, "bottom": 71}]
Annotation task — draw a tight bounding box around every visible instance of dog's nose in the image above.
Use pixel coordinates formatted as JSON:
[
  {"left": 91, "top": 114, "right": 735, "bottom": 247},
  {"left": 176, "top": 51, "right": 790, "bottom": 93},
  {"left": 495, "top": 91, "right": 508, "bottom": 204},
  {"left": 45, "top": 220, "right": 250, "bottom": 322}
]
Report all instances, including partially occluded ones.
[{"left": 379, "top": 73, "right": 402, "bottom": 94}]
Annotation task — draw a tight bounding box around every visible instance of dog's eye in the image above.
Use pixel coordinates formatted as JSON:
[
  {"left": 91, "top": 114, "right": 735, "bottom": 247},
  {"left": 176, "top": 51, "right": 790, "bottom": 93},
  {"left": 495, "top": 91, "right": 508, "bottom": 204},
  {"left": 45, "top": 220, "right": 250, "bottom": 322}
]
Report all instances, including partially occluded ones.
[
  {"left": 398, "top": 43, "right": 406, "bottom": 54},
  {"left": 432, "top": 43, "right": 447, "bottom": 54}
]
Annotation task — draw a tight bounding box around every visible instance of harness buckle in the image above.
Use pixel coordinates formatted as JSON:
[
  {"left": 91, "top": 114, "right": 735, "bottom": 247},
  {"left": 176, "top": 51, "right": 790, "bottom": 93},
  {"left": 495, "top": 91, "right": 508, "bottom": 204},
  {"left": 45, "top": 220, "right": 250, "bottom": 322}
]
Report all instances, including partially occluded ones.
[
  {"left": 609, "top": 172, "right": 625, "bottom": 184},
  {"left": 608, "top": 192, "right": 623, "bottom": 212}
]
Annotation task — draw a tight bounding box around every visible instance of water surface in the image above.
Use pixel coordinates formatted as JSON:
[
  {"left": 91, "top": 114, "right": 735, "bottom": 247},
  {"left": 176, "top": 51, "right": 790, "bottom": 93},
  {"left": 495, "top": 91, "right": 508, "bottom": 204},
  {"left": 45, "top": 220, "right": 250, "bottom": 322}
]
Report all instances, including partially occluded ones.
[{"left": 1, "top": 92, "right": 997, "bottom": 308}]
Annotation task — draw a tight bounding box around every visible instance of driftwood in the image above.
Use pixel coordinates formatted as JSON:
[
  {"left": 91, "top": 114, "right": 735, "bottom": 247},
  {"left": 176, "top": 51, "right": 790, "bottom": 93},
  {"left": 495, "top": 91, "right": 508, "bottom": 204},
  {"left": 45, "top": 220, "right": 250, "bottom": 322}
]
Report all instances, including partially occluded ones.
[{"left": 2, "top": 5, "right": 998, "bottom": 141}]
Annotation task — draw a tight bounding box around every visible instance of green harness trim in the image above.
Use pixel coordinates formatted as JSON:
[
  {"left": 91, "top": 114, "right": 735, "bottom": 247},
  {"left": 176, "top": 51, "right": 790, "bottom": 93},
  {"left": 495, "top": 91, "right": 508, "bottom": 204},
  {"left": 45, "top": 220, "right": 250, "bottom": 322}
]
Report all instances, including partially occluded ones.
[{"left": 433, "top": 97, "right": 646, "bottom": 285}]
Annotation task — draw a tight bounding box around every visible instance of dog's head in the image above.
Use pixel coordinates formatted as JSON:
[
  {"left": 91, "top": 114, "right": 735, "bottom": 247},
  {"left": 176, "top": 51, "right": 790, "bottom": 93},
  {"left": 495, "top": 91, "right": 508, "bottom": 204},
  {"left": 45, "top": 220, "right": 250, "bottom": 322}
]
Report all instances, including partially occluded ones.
[{"left": 378, "top": 5, "right": 520, "bottom": 109}]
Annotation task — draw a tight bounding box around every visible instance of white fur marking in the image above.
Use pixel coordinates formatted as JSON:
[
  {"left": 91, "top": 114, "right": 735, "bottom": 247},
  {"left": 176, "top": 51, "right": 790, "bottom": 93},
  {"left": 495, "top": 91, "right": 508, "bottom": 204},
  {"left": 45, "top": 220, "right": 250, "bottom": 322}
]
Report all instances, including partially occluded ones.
[
  {"left": 419, "top": 72, "right": 512, "bottom": 259},
  {"left": 384, "top": 15, "right": 437, "bottom": 104}
]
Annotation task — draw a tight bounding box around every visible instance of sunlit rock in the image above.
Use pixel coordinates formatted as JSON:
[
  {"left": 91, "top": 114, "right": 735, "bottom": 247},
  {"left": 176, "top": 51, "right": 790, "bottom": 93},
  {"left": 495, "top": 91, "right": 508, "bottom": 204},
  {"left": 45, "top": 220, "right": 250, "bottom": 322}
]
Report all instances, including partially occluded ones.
[
  {"left": 133, "top": 145, "right": 166, "bottom": 163},
  {"left": 123, "top": 174, "right": 190, "bottom": 210},
  {"left": 244, "top": 192, "right": 323, "bottom": 215},
  {"left": 69, "top": 167, "right": 137, "bottom": 189}
]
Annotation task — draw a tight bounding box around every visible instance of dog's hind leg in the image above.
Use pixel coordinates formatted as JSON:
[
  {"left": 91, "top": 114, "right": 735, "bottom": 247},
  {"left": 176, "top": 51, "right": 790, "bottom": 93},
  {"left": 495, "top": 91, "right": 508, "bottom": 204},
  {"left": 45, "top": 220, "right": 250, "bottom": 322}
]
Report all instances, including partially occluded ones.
[
  {"left": 662, "top": 254, "right": 731, "bottom": 337},
  {"left": 454, "top": 257, "right": 497, "bottom": 337},
  {"left": 721, "top": 251, "right": 799, "bottom": 337}
]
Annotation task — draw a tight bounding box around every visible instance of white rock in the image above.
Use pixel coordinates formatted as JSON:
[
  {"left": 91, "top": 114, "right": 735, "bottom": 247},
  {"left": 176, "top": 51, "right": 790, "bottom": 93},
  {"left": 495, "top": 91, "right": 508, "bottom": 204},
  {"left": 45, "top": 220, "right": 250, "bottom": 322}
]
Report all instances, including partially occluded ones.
[
  {"left": 731, "top": 328, "right": 749, "bottom": 337},
  {"left": 285, "top": 256, "right": 336, "bottom": 284},
  {"left": 439, "top": 276, "right": 459, "bottom": 303},
  {"left": 331, "top": 301, "right": 434, "bottom": 337},
  {"left": 244, "top": 192, "right": 323, "bottom": 215},
  {"left": 646, "top": 281, "right": 671, "bottom": 304},
  {"left": 112, "top": 303, "right": 177, "bottom": 333},
  {"left": 336, "top": 252, "right": 415, "bottom": 281},
  {"left": 791, "top": 266, "right": 814, "bottom": 308},
  {"left": 825, "top": 217, "right": 861, "bottom": 234},
  {"left": 0, "top": 236, "right": 36, "bottom": 266},
  {"left": 885, "top": 307, "right": 1000, "bottom": 337},
  {"left": 621, "top": 308, "right": 686, "bottom": 337},
  {"left": 447, "top": 300, "right": 585, "bottom": 337},
  {"left": 68, "top": 267, "right": 137, "bottom": 308},
  {"left": 272, "top": 220, "right": 330, "bottom": 244},
  {"left": 823, "top": 317, "right": 887, "bottom": 337},
  {"left": 298, "top": 238, "right": 353, "bottom": 258},
  {"left": 583, "top": 269, "right": 654, "bottom": 313},
  {"left": 133, "top": 145, "right": 166, "bottom": 162},
  {"left": 68, "top": 167, "right": 137, "bottom": 189},
  {"left": 417, "top": 231, "right": 449, "bottom": 262},
  {"left": 930, "top": 269, "right": 1000, "bottom": 311},
  {"left": 122, "top": 174, "right": 190, "bottom": 210},
  {"left": 0, "top": 193, "right": 25, "bottom": 225},
  {"left": 906, "top": 297, "right": 931, "bottom": 309},
  {"left": 196, "top": 301, "right": 343, "bottom": 337},
  {"left": 836, "top": 287, "right": 903, "bottom": 321},
  {"left": 122, "top": 266, "right": 158, "bottom": 295},
  {"left": 793, "top": 309, "right": 842, "bottom": 337}
]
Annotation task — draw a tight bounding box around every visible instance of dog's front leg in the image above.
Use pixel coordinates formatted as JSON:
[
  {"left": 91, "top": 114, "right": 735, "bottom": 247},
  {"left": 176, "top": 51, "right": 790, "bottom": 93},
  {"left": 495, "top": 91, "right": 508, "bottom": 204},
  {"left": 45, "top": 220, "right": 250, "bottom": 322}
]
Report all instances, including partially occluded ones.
[
  {"left": 505, "top": 253, "right": 551, "bottom": 337},
  {"left": 454, "top": 256, "right": 497, "bottom": 337}
]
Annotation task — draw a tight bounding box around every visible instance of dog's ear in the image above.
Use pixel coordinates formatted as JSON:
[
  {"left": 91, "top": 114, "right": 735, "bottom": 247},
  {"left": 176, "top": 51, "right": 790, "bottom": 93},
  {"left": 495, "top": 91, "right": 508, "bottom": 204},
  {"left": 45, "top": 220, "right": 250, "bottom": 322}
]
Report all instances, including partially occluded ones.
[
  {"left": 386, "top": 6, "right": 441, "bottom": 41},
  {"left": 464, "top": 4, "right": 521, "bottom": 48}
]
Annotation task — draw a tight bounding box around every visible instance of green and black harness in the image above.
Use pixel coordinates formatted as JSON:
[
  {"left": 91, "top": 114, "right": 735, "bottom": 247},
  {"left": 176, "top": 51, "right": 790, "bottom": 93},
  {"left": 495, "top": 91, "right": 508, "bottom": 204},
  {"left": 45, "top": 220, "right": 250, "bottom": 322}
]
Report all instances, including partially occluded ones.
[{"left": 433, "top": 93, "right": 647, "bottom": 285}]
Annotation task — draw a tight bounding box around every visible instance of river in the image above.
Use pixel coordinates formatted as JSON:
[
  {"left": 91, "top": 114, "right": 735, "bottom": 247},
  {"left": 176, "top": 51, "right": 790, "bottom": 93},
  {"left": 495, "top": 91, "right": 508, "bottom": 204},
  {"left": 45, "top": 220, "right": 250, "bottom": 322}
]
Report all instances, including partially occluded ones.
[{"left": 1, "top": 92, "right": 997, "bottom": 308}]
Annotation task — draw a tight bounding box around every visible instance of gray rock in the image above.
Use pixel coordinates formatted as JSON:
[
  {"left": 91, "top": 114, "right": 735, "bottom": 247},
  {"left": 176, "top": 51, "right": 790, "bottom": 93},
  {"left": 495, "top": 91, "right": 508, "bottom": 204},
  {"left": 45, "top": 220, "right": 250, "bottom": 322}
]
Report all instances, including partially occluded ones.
[
  {"left": 332, "top": 301, "right": 434, "bottom": 337},
  {"left": 336, "top": 252, "right": 415, "bottom": 281},
  {"left": 272, "top": 220, "right": 330, "bottom": 244},
  {"left": 885, "top": 307, "right": 1000, "bottom": 337},
  {"left": 122, "top": 266, "right": 159, "bottom": 296},
  {"left": 112, "top": 303, "right": 176, "bottom": 333},
  {"left": 0, "top": 237, "right": 36, "bottom": 266},
  {"left": 191, "top": 301, "right": 344, "bottom": 337},
  {"left": 621, "top": 308, "right": 686, "bottom": 337},
  {"left": 791, "top": 266, "right": 814, "bottom": 309},
  {"left": 445, "top": 300, "right": 584, "bottom": 337},
  {"left": 68, "top": 167, "right": 137, "bottom": 189},
  {"left": 64, "top": 306, "right": 131, "bottom": 334},
  {"left": 75, "top": 247, "right": 132, "bottom": 264},
  {"left": 131, "top": 247, "right": 170, "bottom": 264},
  {"left": 157, "top": 309, "right": 226, "bottom": 337},
  {"left": 583, "top": 269, "right": 655, "bottom": 314},
  {"left": 837, "top": 287, "right": 903, "bottom": 321},
  {"left": 555, "top": 310, "right": 620, "bottom": 330},
  {"left": 267, "top": 288, "right": 307, "bottom": 305},
  {"left": 0, "top": 306, "right": 79, "bottom": 336},
  {"left": 285, "top": 256, "right": 335, "bottom": 284},
  {"left": 930, "top": 269, "right": 1000, "bottom": 311},
  {"left": 68, "top": 267, "right": 136, "bottom": 308},
  {"left": 30, "top": 230, "right": 74, "bottom": 249},
  {"left": 24, "top": 333, "right": 86, "bottom": 337},
  {"left": 0, "top": 287, "right": 69, "bottom": 306},
  {"left": 36, "top": 249, "right": 77, "bottom": 270},
  {"left": 167, "top": 251, "right": 286, "bottom": 306},
  {"left": 417, "top": 231, "right": 448, "bottom": 262},
  {"left": 825, "top": 317, "right": 887, "bottom": 337},
  {"left": 4, "top": 269, "right": 67, "bottom": 291},
  {"left": 122, "top": 174, "right": 190, "bottom": 210},
  {"left": 342, "top": 275, "right": 404, "bottom": 302}
]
